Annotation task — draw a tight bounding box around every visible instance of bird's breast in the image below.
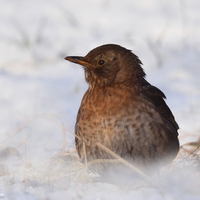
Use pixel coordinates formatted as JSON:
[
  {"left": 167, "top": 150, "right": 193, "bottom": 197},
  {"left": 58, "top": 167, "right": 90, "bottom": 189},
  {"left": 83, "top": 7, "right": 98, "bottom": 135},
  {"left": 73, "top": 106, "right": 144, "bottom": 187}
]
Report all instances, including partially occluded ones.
[
  {"left": 75, "top": 86, "right": 143, "bottom": 144},
  {"left": 78, "top": 87, "right": 137, "bottom": 123}
]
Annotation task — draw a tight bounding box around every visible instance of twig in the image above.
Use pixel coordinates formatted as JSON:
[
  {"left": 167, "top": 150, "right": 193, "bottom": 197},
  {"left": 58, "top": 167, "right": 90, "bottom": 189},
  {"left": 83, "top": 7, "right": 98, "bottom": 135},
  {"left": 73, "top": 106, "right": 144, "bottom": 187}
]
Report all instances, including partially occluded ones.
[{"left": 96, "top": 142, "right": 149, "bottom": 179}]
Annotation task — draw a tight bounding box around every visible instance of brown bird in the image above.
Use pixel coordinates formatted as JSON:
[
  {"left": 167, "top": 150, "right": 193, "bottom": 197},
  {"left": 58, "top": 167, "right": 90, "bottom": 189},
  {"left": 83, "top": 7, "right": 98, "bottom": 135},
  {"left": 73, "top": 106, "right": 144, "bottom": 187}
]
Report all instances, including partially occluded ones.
[{"left": 65, "top": 44, "right": 179, "bottom": 181}]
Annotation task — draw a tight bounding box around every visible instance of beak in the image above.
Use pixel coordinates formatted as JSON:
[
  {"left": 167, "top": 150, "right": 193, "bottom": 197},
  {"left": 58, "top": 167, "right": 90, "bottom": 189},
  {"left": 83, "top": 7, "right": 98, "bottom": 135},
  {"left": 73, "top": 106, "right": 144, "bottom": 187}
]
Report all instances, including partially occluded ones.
[{"left": 65, "top": 56, "right": 92, "bottom": 67}]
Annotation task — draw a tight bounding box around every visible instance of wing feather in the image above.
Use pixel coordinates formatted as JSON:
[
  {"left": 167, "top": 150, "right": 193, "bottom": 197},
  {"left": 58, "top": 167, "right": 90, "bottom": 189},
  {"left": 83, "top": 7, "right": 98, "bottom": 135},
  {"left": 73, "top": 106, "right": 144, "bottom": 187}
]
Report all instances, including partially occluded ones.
[{"left": 141, "top": 81, "right": 179, "bottom": 135}]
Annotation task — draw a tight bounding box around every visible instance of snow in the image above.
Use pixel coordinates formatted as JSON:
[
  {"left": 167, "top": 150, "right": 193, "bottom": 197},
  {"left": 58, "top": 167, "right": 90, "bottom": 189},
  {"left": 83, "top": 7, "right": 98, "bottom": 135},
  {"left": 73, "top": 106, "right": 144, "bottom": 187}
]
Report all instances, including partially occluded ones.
[{"left": 0, "top": 0, "right": 200, "bottom": 199}]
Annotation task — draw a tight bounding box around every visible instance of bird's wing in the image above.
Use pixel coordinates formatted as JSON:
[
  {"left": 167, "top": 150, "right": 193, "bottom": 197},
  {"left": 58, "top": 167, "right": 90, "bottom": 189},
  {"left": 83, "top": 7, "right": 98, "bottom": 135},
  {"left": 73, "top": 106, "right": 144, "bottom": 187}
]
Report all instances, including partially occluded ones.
[{"left": 141, "top": 82, "right": 179, "bottom": 135}]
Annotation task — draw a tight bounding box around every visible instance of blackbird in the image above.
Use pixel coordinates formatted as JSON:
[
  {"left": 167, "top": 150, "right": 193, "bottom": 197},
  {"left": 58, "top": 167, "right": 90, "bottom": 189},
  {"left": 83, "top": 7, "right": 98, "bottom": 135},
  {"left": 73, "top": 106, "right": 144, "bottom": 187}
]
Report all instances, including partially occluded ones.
[{"left": 65, "top": 44, "right": 179, "bottom": 181}]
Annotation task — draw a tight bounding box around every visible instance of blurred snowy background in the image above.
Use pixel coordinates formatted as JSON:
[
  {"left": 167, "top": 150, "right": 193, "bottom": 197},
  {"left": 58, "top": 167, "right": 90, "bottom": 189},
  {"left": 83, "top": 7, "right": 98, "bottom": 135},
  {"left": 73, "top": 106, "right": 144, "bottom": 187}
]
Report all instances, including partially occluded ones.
[{"left": 0, "top": 0, "right": 200, "bottom": 199}]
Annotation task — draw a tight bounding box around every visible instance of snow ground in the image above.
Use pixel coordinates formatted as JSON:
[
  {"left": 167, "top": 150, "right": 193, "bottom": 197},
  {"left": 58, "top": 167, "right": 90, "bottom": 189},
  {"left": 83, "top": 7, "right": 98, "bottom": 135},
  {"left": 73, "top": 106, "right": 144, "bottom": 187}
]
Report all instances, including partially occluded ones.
[{"left": 0, "top": 0, "right": 200, "bottom": 199}]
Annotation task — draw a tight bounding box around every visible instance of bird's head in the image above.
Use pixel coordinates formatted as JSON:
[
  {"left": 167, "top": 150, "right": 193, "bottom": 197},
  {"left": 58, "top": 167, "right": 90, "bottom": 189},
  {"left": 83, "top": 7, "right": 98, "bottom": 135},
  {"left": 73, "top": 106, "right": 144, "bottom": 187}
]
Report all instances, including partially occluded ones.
[{"left": 65, "top": 44, "right": 145, "bottom": 89}]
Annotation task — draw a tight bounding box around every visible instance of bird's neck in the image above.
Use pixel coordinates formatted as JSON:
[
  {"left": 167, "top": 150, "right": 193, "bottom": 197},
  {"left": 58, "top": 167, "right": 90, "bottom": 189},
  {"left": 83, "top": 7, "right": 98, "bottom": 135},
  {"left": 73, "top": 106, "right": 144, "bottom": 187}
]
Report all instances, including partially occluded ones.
[{"left": 85, "top": 84, "right": 137, "bottom": 104}]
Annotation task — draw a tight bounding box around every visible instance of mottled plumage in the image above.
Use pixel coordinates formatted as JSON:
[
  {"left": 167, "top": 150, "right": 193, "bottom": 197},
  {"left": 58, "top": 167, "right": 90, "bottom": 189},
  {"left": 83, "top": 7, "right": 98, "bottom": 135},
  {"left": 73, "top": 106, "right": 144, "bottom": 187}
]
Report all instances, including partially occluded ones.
[{"left": 65, "top": 44, "right": 179, "bottom": 181}]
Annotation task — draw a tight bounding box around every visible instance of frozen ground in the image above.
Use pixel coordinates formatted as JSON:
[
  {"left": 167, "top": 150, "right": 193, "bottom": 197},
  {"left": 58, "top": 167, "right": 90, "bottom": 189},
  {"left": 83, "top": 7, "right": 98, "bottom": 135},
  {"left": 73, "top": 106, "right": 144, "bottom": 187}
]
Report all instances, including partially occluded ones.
[{"left": 0, "top": 0, "right": 200, "bottom": 199}]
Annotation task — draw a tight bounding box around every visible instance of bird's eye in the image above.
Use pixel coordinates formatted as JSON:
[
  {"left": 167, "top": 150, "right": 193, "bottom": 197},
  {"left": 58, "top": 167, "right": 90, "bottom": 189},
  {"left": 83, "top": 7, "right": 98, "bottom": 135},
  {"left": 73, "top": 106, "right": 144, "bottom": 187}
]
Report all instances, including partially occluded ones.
[{"left": 98, "top": 60, "right": 105, "bottom": 65}]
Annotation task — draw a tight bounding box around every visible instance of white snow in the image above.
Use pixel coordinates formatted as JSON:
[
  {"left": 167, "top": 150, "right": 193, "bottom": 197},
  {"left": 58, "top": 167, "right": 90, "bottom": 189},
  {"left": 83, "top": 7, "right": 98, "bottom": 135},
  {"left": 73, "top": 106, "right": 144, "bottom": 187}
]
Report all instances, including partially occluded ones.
[{"left": 0, "top": 0, "right": 200, "bottom": 199}]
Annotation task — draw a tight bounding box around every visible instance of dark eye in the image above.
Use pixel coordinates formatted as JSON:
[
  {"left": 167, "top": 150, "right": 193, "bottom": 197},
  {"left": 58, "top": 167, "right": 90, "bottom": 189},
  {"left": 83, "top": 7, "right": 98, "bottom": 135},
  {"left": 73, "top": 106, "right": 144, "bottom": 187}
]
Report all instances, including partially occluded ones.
[{"left": 98, "top": 60, "right": 105, "bottom": 65}]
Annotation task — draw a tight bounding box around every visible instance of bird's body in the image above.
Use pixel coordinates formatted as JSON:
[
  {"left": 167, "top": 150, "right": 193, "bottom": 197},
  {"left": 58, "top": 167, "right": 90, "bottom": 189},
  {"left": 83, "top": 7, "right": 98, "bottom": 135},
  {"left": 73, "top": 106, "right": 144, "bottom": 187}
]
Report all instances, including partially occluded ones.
[{"left": 65, "top": 44, "right": 179, "bottom": 180}]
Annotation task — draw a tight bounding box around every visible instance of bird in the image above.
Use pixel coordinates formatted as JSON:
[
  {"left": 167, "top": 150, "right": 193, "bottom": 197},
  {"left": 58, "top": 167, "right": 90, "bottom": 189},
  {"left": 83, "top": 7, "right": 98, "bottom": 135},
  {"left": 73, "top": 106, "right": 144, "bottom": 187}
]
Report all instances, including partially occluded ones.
[{"left": 65, "top": 44, "right": 179, "bottom": 182}]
